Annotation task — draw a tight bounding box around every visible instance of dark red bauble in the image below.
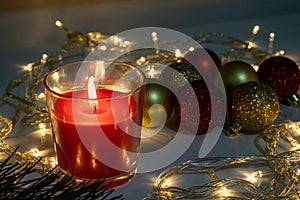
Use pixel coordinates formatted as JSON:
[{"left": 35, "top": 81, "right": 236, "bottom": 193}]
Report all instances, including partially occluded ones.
[
  {"left": 174, "top": 80, "right": 225, "bottom": 134},
  {"left": 182, "top": 48, "right": 222, "bottom": 70},
  {"left": 258, "top": 56, "right": 300, "bottom": 103}
]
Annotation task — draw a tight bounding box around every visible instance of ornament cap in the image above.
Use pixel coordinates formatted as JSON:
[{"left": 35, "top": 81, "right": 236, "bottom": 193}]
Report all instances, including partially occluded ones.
[{"left": 224, "top": 121, "right": 242, "bottom": 137}]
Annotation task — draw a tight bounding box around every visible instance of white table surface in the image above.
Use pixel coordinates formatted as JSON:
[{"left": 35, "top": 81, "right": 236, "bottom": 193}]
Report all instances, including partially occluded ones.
[{"left": 0, "top": 1, "right": 300, "bottom": 199}]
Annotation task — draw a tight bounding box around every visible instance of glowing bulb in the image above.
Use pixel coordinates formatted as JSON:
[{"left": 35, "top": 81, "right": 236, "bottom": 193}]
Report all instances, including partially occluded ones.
[
  {"left": 49, "top": 157, "right": 57, "bottom": 168},
  {"left": 247, "top": 41, "right": 256, "bottom": 49},
  {"left": 297, "top": 168, "right": 300, "bottom": 176},
  {"left": 123, "top": 40, "right": 130, "bottom": 47},
  {"left": 252, "top": 25, "right": 260, "bottom": 35},
  {"left": 220, "top": 186, "right": 227, "bottom": 193},
  {"left": 30, "top": 148, "right": 40, "bottom": 157},
  {"left": 248, "top": 171, "right": 262, "bottom": 182},
  {"left": 275, "top": 50, "right": 285, "bottom": 56},
  {"left": 41, "top": 54, "right": 48, "bottom": 64},
  {"left": 99, "top": 45, "right": 107, "bottom": 51},
  {"left": 151, "top": 32, "right": 158, "bottom": 42},
  {"left": 145, "top": 65, "right": 156, "bottom": 78},
  {"left": 37, "top": 93, "right": 45, "bottom": 100},
  {"left": 112, "top": 36, "right": 119, "bottom": 45},
  {"left": 268, "top": 32, "right": 275, "bottom": 55},
  {"left": 175, "top": 49, "right": 182, "bottom": 58},
  {"left": 136, "top": 56, "right": 146, "bottom": 65},
  {"left": 248, "top": 25, "right": 260, "bottom": 43},
  {"left": 151, "top": 32, "right": 160, "bottom": 54},
  {"left": 38, "top": 123, "right": 46, "bottom": 130},
  {"left": 189, "top": 46, "right": 195, "bottom": 52},
  {"left": 55, "top": 20, "right": 63, "bottom": 28},
  {"left": 251, "top": 64, "right": 259, "bottom": 72},
  {"left": 161, "top": 179, "right": 172, "bottom": 188},
  {"left": 23, "top": 63, "right": 33, "bottom": 72},
  {"left": 217, "top": 185, "right": 230, "bottom": 197},
  {"left": 269, "top": 32, "right": 275, "bottom": 42}
]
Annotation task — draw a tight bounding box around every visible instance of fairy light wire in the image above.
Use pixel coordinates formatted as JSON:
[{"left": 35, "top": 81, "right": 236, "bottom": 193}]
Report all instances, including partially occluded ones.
[{"left": 0, "top": 21, "right": 298, "bottom": 199}]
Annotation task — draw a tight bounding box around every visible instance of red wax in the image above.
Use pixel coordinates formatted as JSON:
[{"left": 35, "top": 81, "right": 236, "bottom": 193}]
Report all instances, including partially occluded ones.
[{"left": 49, "top": 89, "right": 142, "bottom": 180}]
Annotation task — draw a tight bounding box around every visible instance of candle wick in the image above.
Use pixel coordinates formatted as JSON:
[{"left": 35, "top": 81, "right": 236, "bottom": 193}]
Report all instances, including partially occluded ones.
[{"left": 93, "top": 104, "right": 97, "bottom": 114}]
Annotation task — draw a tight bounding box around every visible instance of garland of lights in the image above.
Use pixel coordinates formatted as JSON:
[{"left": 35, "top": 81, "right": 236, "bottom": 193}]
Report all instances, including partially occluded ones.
[
  {"left": 0, "top": 21, "right": 299, "bottom": 198},
  {"left": 144, "top": 150, "right": 300, "bottom": 199}
]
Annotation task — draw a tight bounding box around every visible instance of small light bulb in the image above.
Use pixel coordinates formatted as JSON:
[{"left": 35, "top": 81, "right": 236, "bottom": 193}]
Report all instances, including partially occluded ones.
[
  {"left": 247, "top": 41, "right": 256, "bottom": 49},
  {"left": 252, "top": 25, "right": 260, "bottom": 35},
  {"left": 275, "top": 50, "right": 285, "bottom": 56},
  {"left": 297, "top": 168, "right": 300, "bottom": 176},
  {"left": 112, "top": 36, "right": 119, "bottom": 45},
  {"left": 189, "top": 46, "right": 195, "bottom": 52},
  {"left": 251, "top": 64, "right": 259, "bottom": 72},
  {"left": 136, "top": 56, "right": 146, "bottom": 65},
  {"left": 30, "top": 148, "right": 40, "bottom": 157},
  {"left": 99, "top": 45, "right": 107, "bottom": 51},
  {"left": 151, "top": 32, "right": 158, "bottom": 42},
  {"left": 37, "top": 93, "right": 45, "bottom": 100},
  {"left": 175, "top": 49, "right": 182, "bottom": 58},
  {"left": 269, "top": 32, "right": 275, "bottom": 42},
  {"left": 23, "top": 63, "right": 33, "bottom": 72},
  {"left": 38, "top": 123, "right": 46, "bottom": 130},
  {"left": 55, "top": 20, "right": 63, "bottom": 28},
  {"left": 41, "top": 54, "right": 48, "bottom": 64}
]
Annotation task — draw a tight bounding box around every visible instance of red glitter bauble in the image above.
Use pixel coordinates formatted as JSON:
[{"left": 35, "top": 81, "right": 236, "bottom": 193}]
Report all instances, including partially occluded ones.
[
  {"left": 258, "top": 56, "right": 300, "bottom": 103},
  {"left": 174, "top": 80, "right": 224, "bottom": 134}
]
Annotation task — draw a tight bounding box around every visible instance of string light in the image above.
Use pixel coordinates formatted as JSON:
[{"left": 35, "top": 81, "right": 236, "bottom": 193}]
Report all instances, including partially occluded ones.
[
  {"left": 251, "top": 64, "right": 259, "bottom": 72},
  {"left": 0, "top": 21, "right": 299, "bottom": 198},
  {"left": 23, "top": 63, "right": 33, "bottom": 72},
  {"left": 188, "top": 46, "right": 195, "bottom": 52},
  {"left": 275, "top": 50, "right": 285, "bottom": 56},
  {"left": 145, "top": 150, "right": 300, "bottom": 199},
  {"left": 151, "top": 32, "right": 160, "bottom": 54},
  {"left": 136, "top": 56, "right": 146, "bottom": 65},
  {"left": 29, "top": 148, "right": 40, "bottom": 157},
  {"left": 174, "top": 48, "right": 182, "bottom": 58},
  {"left": 262, "top": 120, "right": 300, "bottom": 155},
  {"left": 247, "top": 25, "right": 260, "bottom": 48},
  {"left": 268, "top": 32, "right": 275, "bottom": 55}
]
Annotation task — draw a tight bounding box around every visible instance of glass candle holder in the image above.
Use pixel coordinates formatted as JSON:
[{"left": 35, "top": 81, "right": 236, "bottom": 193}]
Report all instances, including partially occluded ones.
[{"left": 44, "top": 61, "right": 145, "bottom": 188}]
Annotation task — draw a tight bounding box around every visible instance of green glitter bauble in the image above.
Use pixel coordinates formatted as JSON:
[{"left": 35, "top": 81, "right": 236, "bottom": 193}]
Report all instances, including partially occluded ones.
[{"left": 229, "top": 81, "right": 279, "bottom": 134}]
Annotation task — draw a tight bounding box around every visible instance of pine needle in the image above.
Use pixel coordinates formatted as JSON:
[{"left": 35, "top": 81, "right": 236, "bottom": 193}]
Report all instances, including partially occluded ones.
[{"left": 0, "top": 148, "right": 123, "bottom": 200}]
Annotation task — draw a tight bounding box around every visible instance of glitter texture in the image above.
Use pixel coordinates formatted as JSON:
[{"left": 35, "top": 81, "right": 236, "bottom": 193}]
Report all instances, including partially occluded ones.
[
  {"left": 258, "top": 56, "right": 300, "bottom": 103},
  {"left": 174, "top": 80, "right": 224, "bottom": 134},
  {"left": 229, "top": 81, "right": 280, "bottom": 133}
]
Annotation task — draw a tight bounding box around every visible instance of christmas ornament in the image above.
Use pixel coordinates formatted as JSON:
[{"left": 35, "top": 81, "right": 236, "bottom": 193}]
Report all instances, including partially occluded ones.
[
  {"left": 143, "top": 78, "right": 175, "bottom": 127},
  {"left": 257, "top": 56, "right": 300, "bottom": 103},
  {"left": 229, "top": 81, "right": 279, "bottom": 134},
  {"left": 174, "top": 80, "right": 224, "bottom": 134},
  {"left": 159, "top": 48, "right": 221, "bottom": 90},
  {"left": 220, "top": 60, "right": 259, "bottom": 94},
  {"left": 182, "top": 48, "right": 222, "bottom": 69},
  {"left": 159, "top": 61, "right": 202, "bottom": 90}
]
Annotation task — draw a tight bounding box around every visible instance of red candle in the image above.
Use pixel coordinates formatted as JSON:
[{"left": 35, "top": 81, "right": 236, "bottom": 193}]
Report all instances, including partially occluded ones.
[
  {"left": 44, "top": 61, "right": 146, "bottom": 187},
  {"left": 49, "top": 88, "right": 143, "bottom": 184}
]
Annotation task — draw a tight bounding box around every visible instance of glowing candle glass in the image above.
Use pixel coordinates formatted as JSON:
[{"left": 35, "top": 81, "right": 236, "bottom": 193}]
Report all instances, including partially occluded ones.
[{"left": 43, "top": 61, "right": 145, "bottom": 187}]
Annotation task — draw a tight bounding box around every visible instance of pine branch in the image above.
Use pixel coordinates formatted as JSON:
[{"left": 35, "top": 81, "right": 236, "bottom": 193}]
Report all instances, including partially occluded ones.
[{"left": 0, "top": 148, "right": 123, "bottom": 200}]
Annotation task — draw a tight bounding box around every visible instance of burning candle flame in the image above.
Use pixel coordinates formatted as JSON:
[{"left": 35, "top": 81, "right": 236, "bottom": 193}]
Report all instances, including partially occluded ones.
[{"left": 88, "top": 76, "right": 98, "bottom": 113}]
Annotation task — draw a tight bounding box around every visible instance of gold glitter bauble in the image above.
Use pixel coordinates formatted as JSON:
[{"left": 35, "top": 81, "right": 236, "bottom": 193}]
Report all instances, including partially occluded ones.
[{"left": 229, "top": 81, "right": 279, "bottom": 134}]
